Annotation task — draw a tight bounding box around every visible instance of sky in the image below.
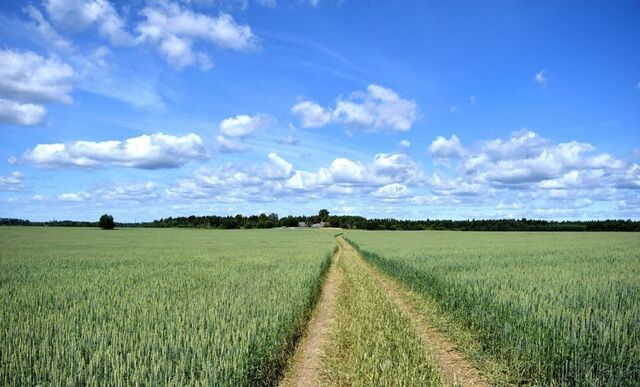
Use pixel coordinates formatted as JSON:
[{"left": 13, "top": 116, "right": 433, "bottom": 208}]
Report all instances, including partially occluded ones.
[{"left": 0, "top": 0, "right": 639, "bottom": 222}]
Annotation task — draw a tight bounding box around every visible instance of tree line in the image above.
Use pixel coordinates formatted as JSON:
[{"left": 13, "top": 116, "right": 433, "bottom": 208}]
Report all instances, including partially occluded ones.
[{"left": 2, "top": 211, "right": 639, "bottom": 231}]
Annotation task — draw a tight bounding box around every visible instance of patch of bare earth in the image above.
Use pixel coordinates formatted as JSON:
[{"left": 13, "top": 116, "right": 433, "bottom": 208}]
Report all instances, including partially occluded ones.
[
  {"left": 337, "top": 237, "right": 489, "bottom": 387},
  {"left": 279, "top": 247, "right": 342, "bottom": 387}
]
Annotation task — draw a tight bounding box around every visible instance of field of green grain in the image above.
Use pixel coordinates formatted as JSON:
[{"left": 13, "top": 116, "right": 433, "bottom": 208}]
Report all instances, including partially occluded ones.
[
  {"left": 0, "top": 227, "right": 335, "bottom": 386},
  {"left": 344, "top": 231, "right": 640, "bottom": 386},
  {"left": 3, "top": 227, "right": 639, "bottom": 386}
]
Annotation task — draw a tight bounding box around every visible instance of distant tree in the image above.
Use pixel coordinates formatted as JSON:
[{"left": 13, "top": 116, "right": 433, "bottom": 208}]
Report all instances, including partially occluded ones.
[
  {"left": 318, "top": 209, "right": 330, "bottom": 222},
  {"left": 98, "top": 214, "right": 115, "bottom": 230}
]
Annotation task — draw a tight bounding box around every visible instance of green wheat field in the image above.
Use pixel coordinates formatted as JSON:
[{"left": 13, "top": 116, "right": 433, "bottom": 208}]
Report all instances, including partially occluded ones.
[{"left": 1, "top": 227, "right": 639, "bottom": 386}]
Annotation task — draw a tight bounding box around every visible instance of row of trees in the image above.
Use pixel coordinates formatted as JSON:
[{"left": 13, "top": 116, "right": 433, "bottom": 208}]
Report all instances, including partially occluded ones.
[
  {"left": 139, "top": 213, "right": 640, "bottom": 231},
  {"left": 2, "top": 211, "right": 639, "bottom": 231}
]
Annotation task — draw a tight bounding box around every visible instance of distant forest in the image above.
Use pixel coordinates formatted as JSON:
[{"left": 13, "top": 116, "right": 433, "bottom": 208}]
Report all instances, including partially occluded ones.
[{"left": 2, "top": 210, "right": 640, "bottom": 231}]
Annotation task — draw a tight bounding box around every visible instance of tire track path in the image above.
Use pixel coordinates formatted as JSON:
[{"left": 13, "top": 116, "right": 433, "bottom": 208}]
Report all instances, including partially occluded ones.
[
  {"left": 337, "top": 237, "right": 489, "bottom": 387},
  {"left": 279, "top": 246, "right": 342, "bottom": 387}
]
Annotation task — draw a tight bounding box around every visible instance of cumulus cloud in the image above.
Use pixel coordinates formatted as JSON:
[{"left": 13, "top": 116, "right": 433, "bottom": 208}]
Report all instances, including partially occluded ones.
[
  {"left": 22, "top": 133, "right": 207, "bottom": 169},
  {"left": 428, "top": 171, "right": 487, "bottom": 197},
  {"left": 429, "top": 135, "right": 465, "bottom": 164},
  {"left": 534, "top": 70, "right": 547, "bottom": 86},
  {"left": 290, "top": 101, "right": 332, "bottom": 128},
  {"left": 219, "top": 113, "right": 274, "bottom": 137},
  {"left": 216, "top": 135, "right": 248, "bottom": 153},
  {"left": 465, "top": 131, "right": 625, "bottom": 186},
  {"left": 57, "top": 191, "right": 90, "bottom": 202},
  {"left": 264, "top": 153, "right": 294, "bottom": 179},
  {"left": 418, "top": 129, "right": 640, "bottom": 216},
  {"left": 136, "top": 1, "right": 257, "bottom": 70},
  {"left": 166, "top": 151, "right": 425, "bottom": 202},
  {"left": 0, "top": 172, "right": 24, "bottom": 191},
  {"left": 215, "top": 113, "right": 274, "bottom": 152},
  {"left": 0, "top": 100, "right": 46, "bottom": 126},
  {"left": 371, "top": 183, "right": 411, "bottom": 199},
  {"left": 0, "top": 48, "right": 75, "bottom": 126},
  {"left": 291, "top": 84, "right": 418, "bottom": 132},
  {"left": 44, "top": 0, "right": 134, "bottom": 45},
  {"left": 96, "top": 181, "right": 160, "bottom": 202}
]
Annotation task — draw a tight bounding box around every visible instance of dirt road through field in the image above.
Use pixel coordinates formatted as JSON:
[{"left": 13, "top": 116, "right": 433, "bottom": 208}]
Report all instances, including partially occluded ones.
[
  {"left": 337, "top": 237, "right": 489, "bottom": 387},
  {"left": 279, "top": 246, "right": 342, "bottom": 387}
]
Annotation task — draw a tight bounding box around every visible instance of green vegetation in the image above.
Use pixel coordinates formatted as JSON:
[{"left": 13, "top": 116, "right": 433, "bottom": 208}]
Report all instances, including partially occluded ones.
[
  {"left": 0, "top": 227, "right": 335, "bottom": 386},
  {"left": 345, "top": 231, "right": 640, "bottom": 386},
  {"left": 98, "top": 214, "right": 115, "bottom": 230},
  {"left": 3, "top": 214, "right": 640, "bottom": 231},
  {"left": 3, "top": 227, "right": 638, "bottom": 386},
  {"left": 320, "top": 239, "right": 440, "bottom": 386}
]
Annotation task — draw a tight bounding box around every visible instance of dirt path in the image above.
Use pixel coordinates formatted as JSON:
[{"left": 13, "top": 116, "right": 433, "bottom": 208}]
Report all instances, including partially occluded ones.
[
  {"left": 337, "top": 237, "right": 489, "bottom": 387},
  {"left": 279, "top": 246, "right": 342, "bottom": 387}
]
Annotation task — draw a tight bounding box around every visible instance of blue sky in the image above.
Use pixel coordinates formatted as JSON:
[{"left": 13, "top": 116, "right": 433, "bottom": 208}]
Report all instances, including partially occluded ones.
[{"left": 0, "top": 0, "right": 639, "bottom": 222}]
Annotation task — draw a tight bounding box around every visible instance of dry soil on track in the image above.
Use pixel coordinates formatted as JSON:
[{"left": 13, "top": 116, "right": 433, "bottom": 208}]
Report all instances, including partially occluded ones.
[{"left": 279, "top": 247, "right": 342, "bottom": 387}]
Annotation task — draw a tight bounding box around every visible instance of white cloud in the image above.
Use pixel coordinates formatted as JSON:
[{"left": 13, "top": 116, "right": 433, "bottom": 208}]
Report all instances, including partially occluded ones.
[
  {"left": 44, "top": 0, "right": 134, "bottom": 45},
  {"left": 0, "top": 49, "right": 74, "bottom": 103},
  {"left": 534, "top": 70, "right": 547, "bottom": 86},
  {"left": 57, "top": 191, "right": 90, "bottom": 202},
  {"left": 0, "top": 171, "right": 24, "bottom": 191},
  {"left": 291, "top": 101, "right": 332, "bottom": 128},
  {"left": 538, "top": 169, "right": 606, "bottom": 189},
  {"left": 136, "top": 2, "right": 257, "bottom": 70},
  {"left": 166, "top": 151, "right": 425, "bottom": 202},
  {"left": 215, "top": 113, "right": 274, "bottom": 153},
  {"left": 0, "top": 48, "right": 75, "bottom": 126},
  {"left": 428, "top": 172, "right": 486, "bottom": 197},
  {"left": 614, "top": 163, "right": 640, "bottom": 189},
  {"left": 0, "top": 100, "right": 46, "bottom": 126},
  {"left": 264, "top": 153, "right": 294, "bottom": 179},
  {"left": 467, "top": 131, "right": 625, "bottom": 185},
  {"left": 96, "top": 181, "right": 159, "bottom": 202},
  {"left": 219, "top": 113, "right": 274, "bottom": 137},
  {"left": 422, "top": 131, "right": 634, "bottom": 204},
  {"left": 372, "top": 183, "right": 411, "bottom": 199},
  {"left": 469, "top": 95, "right": 477, "bottom": 104},
  {"left": 216, "top": 135, "right": 249, "bottom": 153},
  {"left": 429, "top": 135, "right": 465, "bottom": 164},
  {"left": 23, "top": 133, "right": 207, "bottom": 169},
  {"left": 291, "top": 84, "right": 418, "bottom": 132},
  {"left": 398, "top": 139, "right": 411, "bottom": 148}
]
